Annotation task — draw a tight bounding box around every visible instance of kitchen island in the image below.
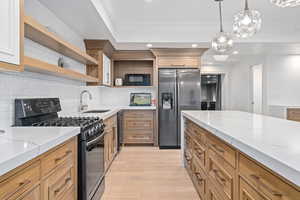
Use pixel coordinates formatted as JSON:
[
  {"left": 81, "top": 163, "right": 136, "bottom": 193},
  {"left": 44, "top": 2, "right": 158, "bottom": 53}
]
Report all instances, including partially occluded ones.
[{"left": 181, "top": 111, "right": 300, "bottom": 200}]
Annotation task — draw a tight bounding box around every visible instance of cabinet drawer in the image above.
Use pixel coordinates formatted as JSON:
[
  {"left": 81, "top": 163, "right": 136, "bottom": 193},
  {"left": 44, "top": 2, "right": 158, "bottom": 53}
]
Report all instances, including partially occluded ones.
[
  {"left": 158, "top": 57, "right": 200, "bottom": 67},
  {"left": 186, "top": 122, "right": 207, "bottom": 147},
  {"left": 185, "top": 133, "right": 193, "bottom": 153},
  {"left": 0, "top": 161, "right": 40, "bottom": 200},
  {"left": 123, "top": 110, "right": 153, "bottom": 119},
  {"left": 191, "top": 160, "right": 206, "bottom": 200},
  {"left": 239, "top": 178, "right": 268, "bottom": 200},
  {"left": 42, "top": 158, "right": 75, "bottom": 200},
  {"left": 124, "top": 119, "right": 153, "bottom": 130},
  {"left": 207, "top": 148, "right": 235, "bottom": 200},
  {"left": 287, "top": 108, "right": 300, "bottom": 121},
  {"left": 193, "top": 140, "right": 206, "bottom": 171},
  {"left": 17, "top": 185, "right": 40, "bottom": 200},
  {"left": 41, "top": 139, "right": 75, "bottom": 176},
  {"left": 123, "top": 131, "right": 153, "bottom": 144},
  {"left": 184, "top": 151, "right": 193, "bottom": 177},
  {"left": 59, "top": 186, "right": 75, "bottom": 200},
  {"left": 239, "top": 154, "right": 300, "bottom": 200},
  {"left": 207, "top": 134, "right": 236, "bottom": 168},
  {"left": 207, "top": 179, "right": 227, "bottom": 200}
]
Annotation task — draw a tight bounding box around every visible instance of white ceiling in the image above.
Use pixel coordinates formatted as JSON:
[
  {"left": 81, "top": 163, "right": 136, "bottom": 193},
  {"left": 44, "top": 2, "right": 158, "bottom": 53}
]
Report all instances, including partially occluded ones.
[{"left": 38, "top": 0, "right": 300, "bottom": 51}]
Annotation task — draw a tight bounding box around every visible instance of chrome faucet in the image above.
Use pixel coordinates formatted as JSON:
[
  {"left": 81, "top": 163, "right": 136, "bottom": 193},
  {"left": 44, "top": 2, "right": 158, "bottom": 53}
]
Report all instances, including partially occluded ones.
[{"left": 79, "top": 90, "right": 92, "bottom": 112}]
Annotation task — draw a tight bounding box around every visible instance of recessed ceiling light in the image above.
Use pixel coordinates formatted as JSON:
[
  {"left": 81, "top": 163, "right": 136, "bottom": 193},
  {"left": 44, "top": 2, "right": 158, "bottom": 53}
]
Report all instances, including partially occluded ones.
[
  {"left": 145, "top": 0, "right": 153, "bottom": 3},
  {"left": 146, "top": 43, "right": 153, "bottom": 48},
  {"left": 192, "top": 44, "right": 198, "bottom": 48},
  {"left": 232, "top": 51, "right": 239, "bottom": 55}
]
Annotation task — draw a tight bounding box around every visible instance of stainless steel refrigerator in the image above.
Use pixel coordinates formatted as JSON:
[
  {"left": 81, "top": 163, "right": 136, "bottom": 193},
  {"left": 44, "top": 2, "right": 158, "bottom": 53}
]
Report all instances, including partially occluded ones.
[{"left": 158, "top": 69, "right": 201, "bottom": 149}]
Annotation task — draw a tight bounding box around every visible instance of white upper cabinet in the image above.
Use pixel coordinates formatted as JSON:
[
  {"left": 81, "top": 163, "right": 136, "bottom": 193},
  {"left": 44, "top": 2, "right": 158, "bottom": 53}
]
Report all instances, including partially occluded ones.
[
  {"left": 0, "top": 0, "right": 21, "bottom": 66},
  {"left": 103, "top": 54, "right": 111, "bottom": 86}
]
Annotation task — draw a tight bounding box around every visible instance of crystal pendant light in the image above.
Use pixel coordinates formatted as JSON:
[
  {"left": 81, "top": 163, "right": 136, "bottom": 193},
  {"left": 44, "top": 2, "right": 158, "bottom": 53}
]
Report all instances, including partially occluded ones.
[
  {"left": 233, "top": 0, "right": 262, "bottom": 38},
  {"left": 211, "top": 0, "right": 234, "bottom": 53},
  {"left": 270, "top": 0, "right": 300, "bottom": 7}
]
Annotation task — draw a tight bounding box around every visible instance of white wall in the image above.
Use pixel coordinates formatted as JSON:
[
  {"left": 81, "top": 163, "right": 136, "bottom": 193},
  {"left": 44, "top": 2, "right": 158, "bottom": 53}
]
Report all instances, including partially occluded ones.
[
  {"left": 225, "top": 54, "right": 300, "bottom": 116},
  {"left": 266, "top": 55, "right": 300, "bottom": 106},
  {"left": 0, "top": 0, "right": 86, "bottom": 128},
  {"left": 82, "top": 86, "right": 156, "bottom": 108}
]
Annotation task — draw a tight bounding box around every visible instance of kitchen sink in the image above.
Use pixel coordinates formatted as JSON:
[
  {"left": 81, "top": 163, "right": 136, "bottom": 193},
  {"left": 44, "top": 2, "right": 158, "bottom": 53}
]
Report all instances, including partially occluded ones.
[{"left": 83, "top": 110, "right": 111, "bottom": 114}]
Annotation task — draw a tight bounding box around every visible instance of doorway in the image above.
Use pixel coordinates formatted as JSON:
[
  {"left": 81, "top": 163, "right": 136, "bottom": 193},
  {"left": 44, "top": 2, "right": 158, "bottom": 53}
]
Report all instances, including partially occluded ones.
[
  {"left": 251, "top": 65, "right": 263, "bottom": 114},
  {"left": 201, "top": 74, "right": 222, "bottom": 110}
]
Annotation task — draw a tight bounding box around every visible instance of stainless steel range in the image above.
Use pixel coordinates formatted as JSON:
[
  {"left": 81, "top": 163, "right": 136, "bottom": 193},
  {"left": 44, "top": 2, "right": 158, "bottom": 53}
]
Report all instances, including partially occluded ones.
[{"left": 14, "top": 98, "right": 106, "bottom": 200}]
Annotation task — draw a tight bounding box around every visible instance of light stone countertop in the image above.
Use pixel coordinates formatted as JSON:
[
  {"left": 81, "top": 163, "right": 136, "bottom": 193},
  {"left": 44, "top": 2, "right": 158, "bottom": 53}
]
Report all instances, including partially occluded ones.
[
  {"left": 0, "top": 127, "right": 80, "bottom": 176},
  {"left": 182, "top": 110, "right": 300, "bottom": 187}
]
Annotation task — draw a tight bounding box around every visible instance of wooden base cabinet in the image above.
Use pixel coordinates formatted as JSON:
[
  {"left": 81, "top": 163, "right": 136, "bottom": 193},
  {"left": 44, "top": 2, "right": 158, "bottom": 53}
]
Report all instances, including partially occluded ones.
[
  {"left": 122, "top": 110, "right": 155, "bottom": 144},
  {"left": 104, "top": 114, "right": 118, "bottom": 171},
  {"left": 0, "top": 137, "right": 77, "bottom": 200},
  {"left": 183, "top": 118, "right": 300, "bottom": 200}
]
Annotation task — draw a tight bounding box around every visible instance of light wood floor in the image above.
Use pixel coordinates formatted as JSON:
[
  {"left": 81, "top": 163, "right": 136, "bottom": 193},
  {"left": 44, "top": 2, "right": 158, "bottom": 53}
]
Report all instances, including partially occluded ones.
[{"left": 102, "top": 147, "right": 199, "bottom": 200}]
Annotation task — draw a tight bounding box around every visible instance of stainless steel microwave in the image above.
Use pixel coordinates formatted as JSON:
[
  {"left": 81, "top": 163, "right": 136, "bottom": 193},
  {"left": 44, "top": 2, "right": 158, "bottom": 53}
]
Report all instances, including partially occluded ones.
[{"left": 124, "top": 74, "right": 151, "bottom": 86}]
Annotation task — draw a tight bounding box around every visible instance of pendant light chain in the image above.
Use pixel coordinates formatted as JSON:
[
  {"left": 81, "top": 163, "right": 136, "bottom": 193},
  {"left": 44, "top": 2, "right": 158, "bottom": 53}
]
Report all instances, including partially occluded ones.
[
  {"left": 218, "top": 1, "right": 224, "bottom": 32},
  {"left": 245, "top": 0, "right": 249, "bottom": 10}
]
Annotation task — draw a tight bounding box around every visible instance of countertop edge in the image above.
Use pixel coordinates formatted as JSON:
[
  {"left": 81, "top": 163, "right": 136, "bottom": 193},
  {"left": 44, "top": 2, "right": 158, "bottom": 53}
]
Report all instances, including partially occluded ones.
[
  {"left": 0, "top": 127, "right": 81, "bottom": 177},
  {"left": 182, "top": 112, "right": 300, "bottom": 188}
]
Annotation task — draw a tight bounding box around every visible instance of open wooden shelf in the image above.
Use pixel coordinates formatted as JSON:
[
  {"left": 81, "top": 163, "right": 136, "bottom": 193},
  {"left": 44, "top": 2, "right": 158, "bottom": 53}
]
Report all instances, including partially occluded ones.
[
  {"left": 24, "top": 15, "right": 98, "bottom": 65},
  {"left": 113, "top": 60, "right": 154, "bottom": 87},
  {"left": 24, "top": 56, "right": 100, "bottom": 82}
]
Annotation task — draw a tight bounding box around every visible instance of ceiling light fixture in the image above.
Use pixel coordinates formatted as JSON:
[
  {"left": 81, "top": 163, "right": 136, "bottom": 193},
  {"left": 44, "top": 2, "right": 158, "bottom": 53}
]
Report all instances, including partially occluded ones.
[
  {"left": 192, "top": 44, "right": 198, "bottom": 48},
  {"left": 146, "top": 43, "right": 153, "bottom": 48},
  {"left": 233, "top": 0, "right": 262, "bottom": 38},
  {"left": 232, "top": 50, "right": 239, "bottom": 54},
  {"left": 145, "top": 0, "right": 153, "bottom": 3},
  {"left": 213, "top": 55, "right": 229, "bottom": 61},
  {"left": 270, "top": 0, "right": 300, "bottom": 7},
  {"left": 211, "top": 0, "right": 234, "bottom": 53}
]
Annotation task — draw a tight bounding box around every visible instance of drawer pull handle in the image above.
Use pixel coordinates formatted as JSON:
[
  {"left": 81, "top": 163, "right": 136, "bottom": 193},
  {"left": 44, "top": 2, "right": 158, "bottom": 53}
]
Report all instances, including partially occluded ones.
[
  {"left": 195, "top": 173, "right": 204, "bottom": 183},
  {"left": 15, "top": 179, "right": 31, "bottom": 194},
  {"left": 195, "top": 148, "right": 204, "bottom": 155},
  {"left": 250, "top": 174, "right": 283, "bottom": 197},
  {"left": 213, "top": 169, "right": 226, "bottom": 185},
  {"left": 54, "top": 177, "right": 72, "bottom": 195},
  {"left": 55, "top": 150, "right": 72, "bottom": 163},
  {"left": 184, "top": 152, "right": 191, "bottom": 162},
  {"left": 211, "top": 144, "right": 225, "bottom": 153}
]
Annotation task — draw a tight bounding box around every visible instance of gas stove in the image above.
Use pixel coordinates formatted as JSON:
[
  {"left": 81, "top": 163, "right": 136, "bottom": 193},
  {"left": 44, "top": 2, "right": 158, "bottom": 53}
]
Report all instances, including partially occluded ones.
[
  {"left": 15, "top": 98, "right": 105, "bottom": 141},
  {"left": 15, "top": 98, "right": 107, "bottom": 200},
  {"left": 32, "top": 116, "right": 104, "bottom": 141}
]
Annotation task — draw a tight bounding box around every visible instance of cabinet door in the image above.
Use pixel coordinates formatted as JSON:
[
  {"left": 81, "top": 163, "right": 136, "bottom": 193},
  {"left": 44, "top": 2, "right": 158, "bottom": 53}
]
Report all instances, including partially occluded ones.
[
  {"left": 239, "top": 178, "right": 269, "bottom": 200},
  {"left": 102, "top": 54, "right": 111, "bottom": 86},
  {"left": 0, "top": 0, "right": 21, "bottom": 67},
  {"left": 17, "top": 186, "right": 40, "bottom": 200},
  {"left": 42, "top": 158, "right": 75, "bottom": 200}
]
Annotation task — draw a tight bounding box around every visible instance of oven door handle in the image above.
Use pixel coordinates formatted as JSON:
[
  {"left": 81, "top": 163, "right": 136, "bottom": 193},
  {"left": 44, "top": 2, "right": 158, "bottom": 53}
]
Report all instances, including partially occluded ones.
[{"left": 86, "top": 134, "right": 104, "bottom": 147}]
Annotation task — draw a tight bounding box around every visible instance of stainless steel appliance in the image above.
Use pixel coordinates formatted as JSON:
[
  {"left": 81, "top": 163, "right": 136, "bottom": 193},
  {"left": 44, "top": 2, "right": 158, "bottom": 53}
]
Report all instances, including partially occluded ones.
[
  {"left": 14, "top": 98, "right": 106, "bottom": 200},
  {"left": 201, "top": 74, "right": 222, "bottom": 110},
  {"left": 130, "top": 93, "right": 152, "bottom": 106},
  {"left": 158, "top": 69, "right": 201, "bottom": 149},
  {"left": 124, "top": 74, "right": 151, "bottom": 86}
]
